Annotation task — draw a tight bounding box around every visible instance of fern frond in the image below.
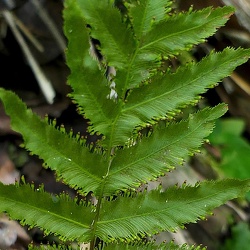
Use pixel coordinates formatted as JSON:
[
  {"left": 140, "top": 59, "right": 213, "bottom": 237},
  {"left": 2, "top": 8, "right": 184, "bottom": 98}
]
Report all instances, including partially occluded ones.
[
  {"left": 103, "top": 105, "right": 226, "bottom": 194},
  {"left": 0, "top": 182, "right": 93, "bottom": 242},
  {"left": 1, "top": 1, "right": 250, "bottom": 248},
  {"left": 138, "top": 7, "right": 233, "bottom": 58},
  {"left": 127, "top": 47, "right": 248, "bottom": 116},
  {"left": 97, "top": 179, "right": 250, "bottom": 241},
  {"left": 64, "top": 0, "right": 119, "bottom": 137},
  {"left": 122, "top": 6, "right": 234, "bottom": 91},
  {"left": 29, "top": 242, "right": 205, "bottom": 250},
  {"left": 66, "top": 1, "right": 234, "bottom": 98},
  {"left": 103, "top": 241, "right": 205, "bottom": 250},
  {"left": 128, "top": 0, "right": 173, "bottom": 38},
  {"left": 63, "top": 1, "right": 244, "bottom": 148},
  {"left": 29, "top": 243, "right": 81, "bottom": 250},
  {"left": 0, "top": 89, "right": 105, "bottom": 194},
  {"left": 76, "top": 0, "right": 135, "bottom": 69},
  {"left": 110, "top": 48, "right": 250, "bottom": 146}
]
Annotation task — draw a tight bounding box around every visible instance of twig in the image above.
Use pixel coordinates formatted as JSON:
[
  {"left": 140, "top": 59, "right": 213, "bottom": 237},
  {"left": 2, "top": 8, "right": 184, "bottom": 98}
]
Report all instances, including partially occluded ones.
[
  {"left": 12, "top": 13, "right": 44, "bottom": 52},
  {"left": 2, "top": 10, "right": 55, "bottom": 104},
  {"left": 30, "top": 0, "right": 66, "bottom": 53}
]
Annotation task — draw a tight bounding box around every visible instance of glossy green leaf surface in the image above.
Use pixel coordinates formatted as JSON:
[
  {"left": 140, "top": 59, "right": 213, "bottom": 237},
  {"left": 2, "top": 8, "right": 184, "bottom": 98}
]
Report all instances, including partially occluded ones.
[
  {"left": 0, "top": 89, "right": 106, "bottom": 194},
  {"left": 97, "top": 179, "right": 250, "bottom": 240},
  {"left": 104, "top": 105, "right": 227, "bottom": 194},
  {"left": 0, "top": 0, "right": 250, "bottom": 248},
  {"left": 0, "top": 183, "right": 93, "bottom": 242}
]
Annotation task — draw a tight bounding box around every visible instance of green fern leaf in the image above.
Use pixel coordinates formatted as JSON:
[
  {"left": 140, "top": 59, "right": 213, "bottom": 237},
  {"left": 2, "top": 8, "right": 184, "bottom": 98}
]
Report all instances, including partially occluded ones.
[
  {"left": 110, "top": 48, "right": 250, "bottom": 146},
  {"left": 138, "top": 7, "right": 233, "bottom": 58},
  {"left": 128, "top": 0, "right": 173, "bottom": 38},
  {"left": 0, "top": 182, "right": 93, "bottom": 242},
  {"left": 76, "top": 0, "right": 135, "bottom": 69},
  {"left": 1, "top": 0, "right": 250, "bottom": 248},
  {"left": 29, "top": 242, "right": 205, "bottom": 250},
  {"left": 124, "top": 6, "right": 234, "bottom": 90},
  {"left": 63, "top": 1, "right": 245, "bottom": 148},
  {"left": 0, "top": 89, "right": 105, "bottom": 194},
  {"left": 103, "top": 104, "right": 227, "bottom": 194},
  {"left": 103, "top": 241, "right": 205, "bottom": 250},
  {"left": 63, "top": 0, "right": 118, "bottom": 137},
  {"left": 97, "top": 179, "right": 250, "bottom": 241}
]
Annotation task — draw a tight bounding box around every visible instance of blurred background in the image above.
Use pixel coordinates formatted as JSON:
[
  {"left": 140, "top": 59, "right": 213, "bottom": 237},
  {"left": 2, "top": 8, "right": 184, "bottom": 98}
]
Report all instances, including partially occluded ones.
[{"left": 1, "top": 0, "right": 250, "bottom": 249}]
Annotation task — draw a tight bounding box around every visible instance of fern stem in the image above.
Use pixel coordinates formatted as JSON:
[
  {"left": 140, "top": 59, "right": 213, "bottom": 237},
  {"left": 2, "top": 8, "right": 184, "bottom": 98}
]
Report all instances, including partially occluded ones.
[
  {"left": 90, "top": 156, "right": 113, "bottom": 249},
  {"left": 122, "top": 49, "right": 137, "bottom": 98},
  {"left": 105, "top": 147, "right": 115, "bottom": 177},
  {"left": 89, "top": 239, "right": 95, "bottom": 250},
  {"left": 90, "top": 196, "right": 102, "bottom": 250}
]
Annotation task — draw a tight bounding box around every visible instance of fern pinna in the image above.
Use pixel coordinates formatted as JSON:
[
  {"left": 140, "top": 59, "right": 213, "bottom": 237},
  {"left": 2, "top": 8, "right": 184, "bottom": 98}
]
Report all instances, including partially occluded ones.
[{"left": 0, "top": 0, "right": 250, "bottom": 249}]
